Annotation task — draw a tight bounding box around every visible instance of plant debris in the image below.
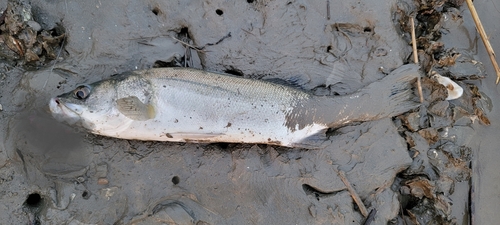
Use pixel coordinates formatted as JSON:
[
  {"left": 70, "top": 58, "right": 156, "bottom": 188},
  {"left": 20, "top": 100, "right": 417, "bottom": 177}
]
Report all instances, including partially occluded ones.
[
  {"left": 392, "top": 0, "right": 488, "bottom": 223},
  {"left": 0, "top": 1, "right": 65, "bottom": 66}
]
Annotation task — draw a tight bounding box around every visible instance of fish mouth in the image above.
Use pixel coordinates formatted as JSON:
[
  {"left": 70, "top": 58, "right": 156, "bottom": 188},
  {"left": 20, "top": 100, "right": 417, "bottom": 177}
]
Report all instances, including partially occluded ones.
[{"left": 49, "top": 97, "right": 83, "bottom": 124}]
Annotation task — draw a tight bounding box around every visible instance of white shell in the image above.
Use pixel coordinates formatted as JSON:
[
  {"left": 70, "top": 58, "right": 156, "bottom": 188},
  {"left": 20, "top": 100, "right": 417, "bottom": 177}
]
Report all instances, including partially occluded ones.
[{"left": 432, "top": 72, "right": 463, "bottom": 100}]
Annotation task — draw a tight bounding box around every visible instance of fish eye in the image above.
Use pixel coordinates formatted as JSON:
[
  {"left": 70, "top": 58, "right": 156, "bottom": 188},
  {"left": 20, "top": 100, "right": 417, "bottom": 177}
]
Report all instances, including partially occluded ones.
[{"left": 73, "top": 85, "right": 91, "bottom": 100}]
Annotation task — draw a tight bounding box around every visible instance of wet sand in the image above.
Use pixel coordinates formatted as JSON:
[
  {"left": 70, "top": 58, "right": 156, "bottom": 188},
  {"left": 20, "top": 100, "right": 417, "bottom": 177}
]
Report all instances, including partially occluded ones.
[{"left": 466, "top": 0, "right": 500, "bottom": 224}]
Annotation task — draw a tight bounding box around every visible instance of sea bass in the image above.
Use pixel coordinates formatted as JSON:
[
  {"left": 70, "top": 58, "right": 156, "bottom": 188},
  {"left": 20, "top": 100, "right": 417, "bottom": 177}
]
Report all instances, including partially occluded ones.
[{"left": 49, "top": 65, "right": 419, "bottom": 147}]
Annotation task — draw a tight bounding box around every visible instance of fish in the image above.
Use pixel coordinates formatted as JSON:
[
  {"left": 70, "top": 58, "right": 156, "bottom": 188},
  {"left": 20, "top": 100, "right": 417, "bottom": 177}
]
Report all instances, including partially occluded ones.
[{"left": 49, "top": 64, "right": 420, "bottom": 148}]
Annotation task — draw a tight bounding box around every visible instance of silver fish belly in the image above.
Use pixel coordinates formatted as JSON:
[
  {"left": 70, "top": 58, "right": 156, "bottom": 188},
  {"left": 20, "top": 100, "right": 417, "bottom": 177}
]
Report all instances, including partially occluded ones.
[{"left": 49, "top": 65, "right": 420, "bottom": 147}]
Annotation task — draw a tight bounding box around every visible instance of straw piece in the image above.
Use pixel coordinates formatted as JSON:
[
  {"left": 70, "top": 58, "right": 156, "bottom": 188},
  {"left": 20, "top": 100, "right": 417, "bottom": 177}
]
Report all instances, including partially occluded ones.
[
  {"left": 465, "top": 0, "right": 500, "bottom": 84},
  {"left": 410, "top": 17, "right": 424, "bottom": 103}
]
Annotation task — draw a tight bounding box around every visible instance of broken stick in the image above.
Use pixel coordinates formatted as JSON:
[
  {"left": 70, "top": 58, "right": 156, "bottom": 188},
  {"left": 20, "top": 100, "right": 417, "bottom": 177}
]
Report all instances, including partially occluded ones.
[
  {"left": 170, "top": 35, "right": 206, "bottom": 53},
  {"left": 410, "top": 17, "right": 424, "bottom": 103},
  {"left": 465, "top": 0, "right": 500, "bottom": 84},
  {"left": 335, "top": 169, "right": 369, "bottom": 217},
  {"left": 326, "top": 0, "right": 330, "bottom": 20}
]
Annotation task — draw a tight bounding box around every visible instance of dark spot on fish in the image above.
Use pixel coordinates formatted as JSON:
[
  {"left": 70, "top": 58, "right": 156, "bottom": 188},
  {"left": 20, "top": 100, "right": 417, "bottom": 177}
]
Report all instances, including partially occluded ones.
[
  {"left": 216, "top": 9, "right": 223, "bottom": 16},
  {"left": 174, "top": 119, "right": 178, "bottom": 123},
  {"left": 225, "top": 122, "right": 232, "bottom": 128},
  {"left": 165, "top": 133, "right": 173, "bottom": 138},
  {"left": 163, "top": 85, "right": 166, "bottom": 88},
  {"left": 199, "top": 127, "right": 203, "bottom": 130}
]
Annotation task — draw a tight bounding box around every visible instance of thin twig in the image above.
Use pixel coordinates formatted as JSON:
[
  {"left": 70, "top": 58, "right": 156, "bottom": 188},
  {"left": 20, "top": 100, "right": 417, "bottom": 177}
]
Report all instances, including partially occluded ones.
[
  {"left": 335, "top": 169, "right": 369, "bottom": 217},
  {"left": 327, "top": 0, "right": 331, "bottom": 20},
  {"left": 410, "top": 18, "right": 419, "bottom": 65},
  {"left": 410, "top": 17, "right": 424, "bottom": 103},
  {"left": 44, "top": 36, "right": 65, "bottom": 89},
  {"left": 241, "top": 28, "right": 255, "bottom": 36},
  {"left": 465, "top": 0, "right": 500, "bottom": 84},
  {"left": 170, "top": 36, "right": 206, "bottom": 53},
  {"left": 363, "top": 209, "right": 377, "bottom": 225},
  {"left": 182, "top": 33, "right": 191, "bottom": 67}
]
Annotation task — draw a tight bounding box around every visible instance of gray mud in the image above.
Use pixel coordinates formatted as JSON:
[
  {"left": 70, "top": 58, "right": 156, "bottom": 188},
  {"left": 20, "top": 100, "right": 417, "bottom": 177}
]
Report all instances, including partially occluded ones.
[{"left": 0, "top": 0, "right": 495, "bottom": 224}]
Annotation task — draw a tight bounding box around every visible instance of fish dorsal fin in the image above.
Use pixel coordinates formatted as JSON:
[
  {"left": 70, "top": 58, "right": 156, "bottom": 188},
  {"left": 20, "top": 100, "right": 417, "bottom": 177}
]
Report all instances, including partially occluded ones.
[
  {"left": 263, "top": 77, "right": 306, "bottom": 90},
  {"left": 116, "top": 96, "right": 155, "bottom": 121}
]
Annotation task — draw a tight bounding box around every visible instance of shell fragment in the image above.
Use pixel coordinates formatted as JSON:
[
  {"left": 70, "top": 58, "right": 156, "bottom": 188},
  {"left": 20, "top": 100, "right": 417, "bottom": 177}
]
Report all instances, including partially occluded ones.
[{"left": 432, "top": 72, "right": 463, "bottom": 100}]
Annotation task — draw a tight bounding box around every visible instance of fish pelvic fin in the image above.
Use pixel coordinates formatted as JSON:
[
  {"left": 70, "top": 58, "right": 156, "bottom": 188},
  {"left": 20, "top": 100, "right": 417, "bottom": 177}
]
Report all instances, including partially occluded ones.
[{"left": 116, "top": 96, "right": 156, "bottom": 121}]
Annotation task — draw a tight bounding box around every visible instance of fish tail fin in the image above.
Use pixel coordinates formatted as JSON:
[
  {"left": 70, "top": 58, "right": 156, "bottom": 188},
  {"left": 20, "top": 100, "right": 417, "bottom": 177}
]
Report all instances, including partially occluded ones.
[
  {"left": 323, "top": 64, "right": 421, "bottom": 129},
  {"left": 361, "top": 64, "right": 421, "bottom": 118}
]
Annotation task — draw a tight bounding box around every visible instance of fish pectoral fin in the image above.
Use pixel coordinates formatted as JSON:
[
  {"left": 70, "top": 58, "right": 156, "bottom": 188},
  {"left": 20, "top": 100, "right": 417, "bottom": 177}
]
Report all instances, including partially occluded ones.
[{"left": 116, "top": 96, "right": 155, "bottom": 121}]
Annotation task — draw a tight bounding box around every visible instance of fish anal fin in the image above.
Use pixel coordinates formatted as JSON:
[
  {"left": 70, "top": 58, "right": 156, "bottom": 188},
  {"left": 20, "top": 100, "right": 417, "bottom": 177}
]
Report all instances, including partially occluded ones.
[
  {"left": 116, "top": 96, "right": 155, "bottom": 121},
  {"left": 292, "top": 129, "right": 329, "bottom": 149},
  {"left": 169, "top": 133, "right": 225, "bottom": 143}
]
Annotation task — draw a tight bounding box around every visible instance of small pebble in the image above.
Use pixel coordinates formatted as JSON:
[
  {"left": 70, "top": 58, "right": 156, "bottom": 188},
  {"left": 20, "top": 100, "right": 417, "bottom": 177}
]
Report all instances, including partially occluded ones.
[
  {"left": 0, "top": 103, "right": 3, "bottom": 111},
  {"left": 76, "top": 176, "right": 85, "bottom": 183},
  {"left": 27, "top": 20, "right": 41, "bottom": 32},
  {"left": 97, "top": 178, "right": 109, "bottom": 185}
]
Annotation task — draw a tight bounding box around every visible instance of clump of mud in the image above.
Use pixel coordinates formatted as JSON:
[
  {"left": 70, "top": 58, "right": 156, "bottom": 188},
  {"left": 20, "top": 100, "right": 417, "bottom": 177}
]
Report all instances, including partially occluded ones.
[
  {"left": 392, "top": 0, "right": 487, "bottom": 224},
  {"left": 0, "top": 1, "right": 65, "bottom": 66}
]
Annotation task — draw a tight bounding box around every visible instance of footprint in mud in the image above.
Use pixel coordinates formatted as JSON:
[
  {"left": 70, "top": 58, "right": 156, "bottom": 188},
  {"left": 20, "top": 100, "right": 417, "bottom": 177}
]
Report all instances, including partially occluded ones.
[
  {"left": 8, "top": 110, "right": 92, "bottom": 177},
  {"left": 130, "top": 195, "right": 225, "bottom": 225}
]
